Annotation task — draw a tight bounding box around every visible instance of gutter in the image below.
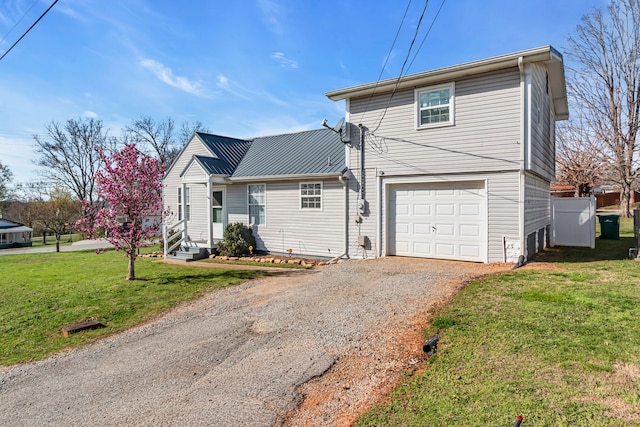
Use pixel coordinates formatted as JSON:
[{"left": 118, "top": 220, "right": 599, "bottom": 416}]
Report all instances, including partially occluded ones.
[{"left": 228, "top": 171, "right": 345, "bottom": 183}]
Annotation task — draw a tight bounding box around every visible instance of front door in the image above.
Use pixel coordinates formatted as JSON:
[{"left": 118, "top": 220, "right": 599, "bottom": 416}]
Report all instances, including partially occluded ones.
[{"left": 212, "top": 187, "right": 225, "bottom": 240}]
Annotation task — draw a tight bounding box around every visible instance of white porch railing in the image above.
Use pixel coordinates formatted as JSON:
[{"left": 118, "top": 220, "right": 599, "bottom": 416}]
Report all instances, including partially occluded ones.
[{"left": 163, "top": 219, "right": 189, "bottom": 258}]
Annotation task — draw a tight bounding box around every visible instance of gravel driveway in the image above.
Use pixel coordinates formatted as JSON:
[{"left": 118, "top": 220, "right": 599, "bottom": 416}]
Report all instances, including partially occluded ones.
[{"left": 0, "top": 257, "right": 503, "bottom": 426}]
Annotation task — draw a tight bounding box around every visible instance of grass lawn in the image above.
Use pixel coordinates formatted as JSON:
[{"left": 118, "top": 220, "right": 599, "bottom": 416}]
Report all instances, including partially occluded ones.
[
  {"left": 0, "top": 249, "right": 271, "bottom": 366},
  {"left": 358, "top": 218, "right": 640, "bottom": 426},
  {"left": 29, "top": 233, "right": 82, "bottom": 248}
]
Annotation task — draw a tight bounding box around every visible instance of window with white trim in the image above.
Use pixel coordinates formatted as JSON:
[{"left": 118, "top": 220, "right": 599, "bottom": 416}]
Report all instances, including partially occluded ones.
[
  {"left": 300, "top": 182, "right": 322, "bottom": 209},
  {"left": 248, "top": 184, "right": 266, "bottom": 225},
  {"left": 177, "top": 187, "right": 190, "bottom": 221},
  {"left": 185, "top": 187, "right": 191, "bottom": 221},
  {"left": 415, "top": 83, "right": 455, "bottom": 128}
]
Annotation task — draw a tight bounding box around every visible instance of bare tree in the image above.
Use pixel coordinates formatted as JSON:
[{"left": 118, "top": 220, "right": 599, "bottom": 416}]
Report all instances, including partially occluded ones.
[
  {"left": 125, "top": 116, "right": 209, "bottom": 167},
  {"left": 34, "top": 118, "right": 113, "bottom": 203},
  {"left": 566, "top": 0, "right": 640, "bottom": 216},
  {"left": 34, "top": 118, "right": 114, "bottom": 236},
  {"left": 556, "top": 113, "right": 603, "bottom": 196}
]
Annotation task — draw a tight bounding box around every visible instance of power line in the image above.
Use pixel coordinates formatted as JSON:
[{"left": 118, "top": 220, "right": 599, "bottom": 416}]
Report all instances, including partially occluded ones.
[
  {"left": 407, "top": 0, "right": 447, "bottom": 74},
  {"left": 0, "top": 0, "right": 60, "bottom": 63},
  {"left": 371, "top": 0, "right": 430, "bottom": 134},
  {"left": 357, "top": 0, "right": 413, "bottom": 125},
  {"left": 0, "top": 0, "right": 40, "bottom": 45}
]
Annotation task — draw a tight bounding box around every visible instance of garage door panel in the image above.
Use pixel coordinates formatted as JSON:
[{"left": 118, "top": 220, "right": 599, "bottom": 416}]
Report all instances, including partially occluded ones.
[
  {"left": 388, "top": 181, "right": 486, "bottom": 262},
  {"left": 436, "top": 204, "right": 454, "bottom": 216},
  {"left": 436, "top": 224, "right": 455, "bottom": 236},
  {"left": 460, "top": 203, "right": 481, "bottom": 216},
  {"left": 413, "top": 204, "right": 431, "bottom": 216},
  {"left": 413, "top": 223, "right": 432, "bottom": 235},
  {"left": 460, "top": 224, "right": 480, "bottom": 237}
]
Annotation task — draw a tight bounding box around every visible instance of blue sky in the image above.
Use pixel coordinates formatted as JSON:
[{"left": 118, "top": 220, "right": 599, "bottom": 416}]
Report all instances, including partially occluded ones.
[{"left": 0, "top": 0, "right": 606, "bottom": 185}]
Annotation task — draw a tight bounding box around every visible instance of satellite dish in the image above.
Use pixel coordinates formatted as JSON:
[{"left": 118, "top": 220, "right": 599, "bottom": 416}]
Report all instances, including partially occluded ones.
[{"left": 333, "top": 117, "right": 345, "bottom": 133}]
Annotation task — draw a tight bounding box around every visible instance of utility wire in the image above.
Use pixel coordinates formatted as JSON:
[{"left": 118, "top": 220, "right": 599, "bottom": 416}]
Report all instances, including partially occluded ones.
[
  {"left": 371, "top": 0, "right": 430, "bottom": 134},
  {"left": 0, "top": 0, "right": 39, "bottom": 45},
  {"left": 406, "top": 0, "right": 447, "bottom": 74},
  {"left": 0, "top": 0, "right": 60, "bottom": 63},
  {"left": 357, "top": 0, "right": 413, "bottom": 125}
]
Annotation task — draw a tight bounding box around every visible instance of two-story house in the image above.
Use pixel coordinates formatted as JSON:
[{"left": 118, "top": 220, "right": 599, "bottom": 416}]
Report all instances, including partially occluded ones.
[{"left": 162, "top": 46, "right": 567, "bottom": 263}]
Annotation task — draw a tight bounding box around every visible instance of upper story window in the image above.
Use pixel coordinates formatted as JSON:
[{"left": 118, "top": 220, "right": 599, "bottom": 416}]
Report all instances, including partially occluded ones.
[
  {"left": 300, "top": 182, "right": 322, "bottom": 209},
  {"left": 415, "top": 83, "right": 455, "bottom": 129},
  {"left": 248, "top": 184, "right": 266, "bottom": 225}
]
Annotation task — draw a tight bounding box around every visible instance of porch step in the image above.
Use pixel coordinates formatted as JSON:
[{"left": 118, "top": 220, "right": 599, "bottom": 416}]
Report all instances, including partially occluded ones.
[{"left": 168, "top": 247, "right": 209, "bottom": 261}]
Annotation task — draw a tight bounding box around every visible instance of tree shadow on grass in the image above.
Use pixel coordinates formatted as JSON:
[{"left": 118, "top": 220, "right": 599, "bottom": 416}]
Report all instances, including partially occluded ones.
[
  {"left": 149, "top": 269, "right": 282, "bottom": 286},
  {"left": 532, "top": 237, "right": 636, "bottom": 263}
]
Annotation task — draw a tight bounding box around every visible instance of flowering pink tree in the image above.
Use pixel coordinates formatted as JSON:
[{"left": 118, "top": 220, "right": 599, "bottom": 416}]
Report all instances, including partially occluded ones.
[{"left": 94, "top": 144, "right": 166, "bottom": 280}]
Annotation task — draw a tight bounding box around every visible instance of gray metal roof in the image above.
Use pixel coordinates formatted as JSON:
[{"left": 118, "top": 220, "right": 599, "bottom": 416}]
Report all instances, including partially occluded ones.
[
  {"left": 231, "top": 128, "right": 345, "bottom": 179},
  {"left": 193, "top": 133, "right": 251, "bottom": 175}
]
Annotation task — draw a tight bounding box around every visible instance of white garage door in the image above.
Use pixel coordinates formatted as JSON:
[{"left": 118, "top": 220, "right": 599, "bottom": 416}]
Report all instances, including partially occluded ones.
[{"left": 388, "top": 181, "right": 486, "bottom": 262}]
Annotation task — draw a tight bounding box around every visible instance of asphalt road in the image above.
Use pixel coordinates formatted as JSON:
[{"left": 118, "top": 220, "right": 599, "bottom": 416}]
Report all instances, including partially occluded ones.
[
  {"left": 0, "top": 257, "right": 482, "bottom": 426},
  {"left": 0, "top": 239, "right": 114, "bottom": 255}
]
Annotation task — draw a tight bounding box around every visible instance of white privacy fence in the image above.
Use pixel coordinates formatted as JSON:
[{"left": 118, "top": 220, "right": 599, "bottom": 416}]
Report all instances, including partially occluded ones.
[{"left": 551, "top": 196, "right": 596, "bottom": 248}]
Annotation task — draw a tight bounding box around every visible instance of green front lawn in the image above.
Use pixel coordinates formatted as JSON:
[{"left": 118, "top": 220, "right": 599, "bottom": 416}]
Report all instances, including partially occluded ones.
[
  {"left": 359, "top": 218, "right": 640, "bottom": 426},
  {"left": 0, "top": 249, "right": 269, "bottom": 366}
]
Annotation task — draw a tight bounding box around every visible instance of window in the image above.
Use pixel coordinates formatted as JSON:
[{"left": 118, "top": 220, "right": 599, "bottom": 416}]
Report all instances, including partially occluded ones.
[
  {"left": 185, "top": 187, "right": 190, "bottom": 221},
  {"left": 300, "top": 182, "right": 322, "bottom": 209},
  {"left": 248, "top": 184, "right": 265, "bottom": 225},
  {"left": 416, "top": 83, "right": 455, "bottom": 128},
  {"left": 177, "top": 187, "right": 190, "bottom": 221},
  {"left": 212, "top": 190, "right": 223, "bottom": 223}
]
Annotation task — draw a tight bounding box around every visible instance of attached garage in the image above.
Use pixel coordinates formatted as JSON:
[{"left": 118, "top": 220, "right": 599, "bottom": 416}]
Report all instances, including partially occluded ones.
[{"left": 387, "top": 181, "right": 487, "bottom": 262}]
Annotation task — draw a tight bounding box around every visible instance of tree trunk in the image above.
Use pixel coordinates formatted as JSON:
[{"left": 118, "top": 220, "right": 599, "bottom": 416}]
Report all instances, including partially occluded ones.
[
  {"left": 620, "top": 184, "right": 632, "bottom": 218},
  {"left": 127, "top": 253, "right": 135, "bottom": 280},
  {"left": 42, "top": 231, "right": 46, "bottom": 244},
  {"left": 55, "top": 236, "right": 60, "bottom": 252}
]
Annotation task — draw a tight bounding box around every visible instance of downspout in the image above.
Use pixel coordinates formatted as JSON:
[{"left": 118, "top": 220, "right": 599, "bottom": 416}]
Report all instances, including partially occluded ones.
[
  {"left": 376, "top": 168, "right": 383, "bottom": 257},
  {"left": 358, "top": 123, "right": 365, "bottom": 217},
  {"left": 329, "top": 174, "right": 350, "bottom": 263},
  {"left": 517, "top": 56, "right": 527, "bottom": 267}
]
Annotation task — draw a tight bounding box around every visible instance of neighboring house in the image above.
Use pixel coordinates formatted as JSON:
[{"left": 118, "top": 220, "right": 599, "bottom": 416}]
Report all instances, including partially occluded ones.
[
  {"left": 0, "top": 218, "right": 33, "bottom": 249},
  {"left": 163, "top": 45, "right": 568, "bottom": 263},
  {"left": 162, "top": 129, "right": 347, "bottom": 259}
]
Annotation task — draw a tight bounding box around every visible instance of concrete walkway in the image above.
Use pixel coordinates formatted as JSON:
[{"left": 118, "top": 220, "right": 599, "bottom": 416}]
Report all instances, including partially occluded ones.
[{"left": 0, "top": 239, "right": 114, "bottom": 256}]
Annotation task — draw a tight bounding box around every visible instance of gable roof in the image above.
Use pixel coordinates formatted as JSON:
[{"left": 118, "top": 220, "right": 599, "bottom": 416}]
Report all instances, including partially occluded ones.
[
  {"left": 231, "top": 128, "right": 345, "bottom": 180},
  {"left": 169, "top": 128, "right": 346, "bottom": 182},
  {"left": 179, "top": 133, "right": 251, "bottom": 177},
  {"left": 326, "top": 45, "right": 568, "bottom": 120}
]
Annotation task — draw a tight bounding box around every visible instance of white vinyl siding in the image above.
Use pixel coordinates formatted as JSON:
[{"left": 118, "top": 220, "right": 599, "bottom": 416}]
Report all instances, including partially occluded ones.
[
  {"left": 300, "top": 182, "right": 322, "bottom": 209},
  {"left": 415, "top": 83, "right": 455, "bottom": 128},
  {"left": 248, "top": 184, "right": 266, "bottom": 225},
  {"left": 162, "top": 135, "right": 214, "bottom": 225},
  {"left": 349, "top": 68, "right": 521, "bottom": 176},
  {"left": 226, "top": 179, "right": 345, "bottom": 258},
  {"left": 524, "top": 172, "right": 551, "bottom": 236},
  {"left": 177, "top": 188, "right": 183, "bottom": 221},
  {"left": 527, "top": 63, "right": 555, "bottom": 181}
]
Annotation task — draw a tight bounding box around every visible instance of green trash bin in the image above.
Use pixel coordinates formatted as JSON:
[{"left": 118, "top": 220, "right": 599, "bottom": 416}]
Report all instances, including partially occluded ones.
[{"left": 597, "top": 214, "right": 620, "bottom": 240}]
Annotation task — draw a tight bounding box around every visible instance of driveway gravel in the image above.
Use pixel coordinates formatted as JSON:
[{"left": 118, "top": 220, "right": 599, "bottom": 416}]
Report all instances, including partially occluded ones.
[{"left": 0, "top": 257, "right": 506, "bottom": 426}]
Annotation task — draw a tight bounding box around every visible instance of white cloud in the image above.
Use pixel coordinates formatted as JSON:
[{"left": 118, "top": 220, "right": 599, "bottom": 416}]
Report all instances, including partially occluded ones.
[
  {"left": 84, "top": 110, "right": 98, "bottom": 118},
  {"left": 139, "top": 58, "right": 206, "bottom": 97},
  {"left": 257, "top": 0, "right": 285, "bottom": 35},
  {"left": 271, "top": 52, "right": 298, "bottom": 69},
  {"left": 216, "top": 74, "right": 285, "bottom": 106}
]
